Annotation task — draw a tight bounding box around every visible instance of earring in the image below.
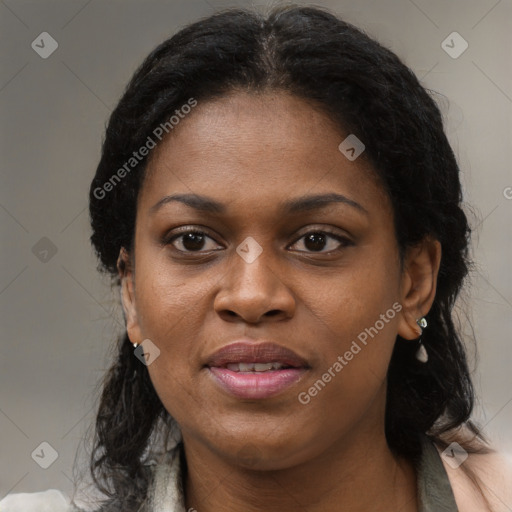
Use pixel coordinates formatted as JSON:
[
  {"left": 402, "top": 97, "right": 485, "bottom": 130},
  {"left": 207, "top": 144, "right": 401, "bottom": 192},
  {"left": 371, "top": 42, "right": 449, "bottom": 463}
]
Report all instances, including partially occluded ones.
[
  {"left": 133, "top": 342, "right": 139, "bottom": 348},
  {"left": 415, "top": 317, "right": 428, "bottom": 363}
]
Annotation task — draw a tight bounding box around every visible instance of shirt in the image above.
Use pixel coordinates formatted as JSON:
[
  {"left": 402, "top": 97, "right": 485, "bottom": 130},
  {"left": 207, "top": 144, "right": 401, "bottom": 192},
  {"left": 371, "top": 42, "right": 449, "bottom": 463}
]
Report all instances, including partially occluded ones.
[{"left": 0, "top": 435, "right": 459, "bottom": 511}]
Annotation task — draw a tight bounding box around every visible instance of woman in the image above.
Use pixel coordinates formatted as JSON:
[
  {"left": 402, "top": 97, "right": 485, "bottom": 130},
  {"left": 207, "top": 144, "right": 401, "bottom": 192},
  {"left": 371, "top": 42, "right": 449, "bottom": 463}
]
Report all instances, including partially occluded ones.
[{"left": 2, "top": 5, "right": 511, "bottom": 512}]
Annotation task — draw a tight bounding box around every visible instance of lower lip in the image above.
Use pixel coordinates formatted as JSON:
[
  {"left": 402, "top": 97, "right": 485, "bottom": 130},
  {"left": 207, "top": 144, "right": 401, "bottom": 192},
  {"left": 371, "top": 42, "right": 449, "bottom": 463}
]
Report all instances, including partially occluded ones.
[{"left": 208, "top": 367, "right": 307, "bottom": 399}]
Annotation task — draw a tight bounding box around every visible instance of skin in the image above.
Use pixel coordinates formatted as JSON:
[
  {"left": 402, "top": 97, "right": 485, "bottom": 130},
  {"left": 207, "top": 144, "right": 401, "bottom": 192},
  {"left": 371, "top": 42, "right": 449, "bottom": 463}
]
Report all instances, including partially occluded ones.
[{"left": 119, "top": 91, "right": 441, "bottom": 512}]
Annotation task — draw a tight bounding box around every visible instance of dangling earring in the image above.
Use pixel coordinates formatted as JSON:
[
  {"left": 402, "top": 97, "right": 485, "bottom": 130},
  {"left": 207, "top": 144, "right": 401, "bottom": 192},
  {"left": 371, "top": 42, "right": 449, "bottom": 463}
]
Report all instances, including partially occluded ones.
[{"left": 415, "top": 317, "right": 428, "bottom": 363}]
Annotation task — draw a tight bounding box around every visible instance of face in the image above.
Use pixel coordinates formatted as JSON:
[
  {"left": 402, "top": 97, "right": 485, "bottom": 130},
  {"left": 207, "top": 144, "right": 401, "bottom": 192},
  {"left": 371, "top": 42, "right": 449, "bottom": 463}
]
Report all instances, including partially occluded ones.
[{"left": 120, "top": 91, "right": 439, "bottom": 470}]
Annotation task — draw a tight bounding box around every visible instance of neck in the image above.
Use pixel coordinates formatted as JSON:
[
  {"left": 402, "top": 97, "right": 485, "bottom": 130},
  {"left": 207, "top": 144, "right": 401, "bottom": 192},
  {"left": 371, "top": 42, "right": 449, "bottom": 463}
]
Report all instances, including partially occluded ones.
[{"left": 181, "top": 425, "right": 418, "bottom": 512}]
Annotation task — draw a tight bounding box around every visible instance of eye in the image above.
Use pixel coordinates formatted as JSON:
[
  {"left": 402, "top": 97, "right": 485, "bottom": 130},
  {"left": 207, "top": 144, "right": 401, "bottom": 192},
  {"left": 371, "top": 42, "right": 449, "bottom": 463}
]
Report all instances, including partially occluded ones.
[
  {"left": 164, "top": 227, "right": 353, "bottom": 255},
  {"left": 165, "top": 229, "right": 222, "bottom": 253},
  {"left": 288, "top": 230, "right": 353, "bottom": 254}
]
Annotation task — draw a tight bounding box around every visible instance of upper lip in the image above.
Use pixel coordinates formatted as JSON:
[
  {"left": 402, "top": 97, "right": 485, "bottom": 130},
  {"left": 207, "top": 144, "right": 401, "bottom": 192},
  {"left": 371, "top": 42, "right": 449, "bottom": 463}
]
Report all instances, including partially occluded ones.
[{"left": 205, "top": 341, "right": 310, "bottom": 368}]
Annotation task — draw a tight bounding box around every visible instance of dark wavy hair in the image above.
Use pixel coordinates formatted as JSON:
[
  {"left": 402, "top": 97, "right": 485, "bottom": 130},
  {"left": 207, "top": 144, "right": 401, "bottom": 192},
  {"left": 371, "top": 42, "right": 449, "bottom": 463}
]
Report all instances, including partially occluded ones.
[{"left": 84, "top": 5, "right": 488, "bottom": 511}]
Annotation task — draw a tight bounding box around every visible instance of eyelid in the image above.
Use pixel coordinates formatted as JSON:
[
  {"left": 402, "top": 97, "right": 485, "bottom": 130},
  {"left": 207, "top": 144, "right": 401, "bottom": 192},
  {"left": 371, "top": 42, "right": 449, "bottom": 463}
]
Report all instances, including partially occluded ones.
[
  {"left": 162, "top": 225, "right": 220, "bottom": 243},
  {"left": 163, "top": 224, "right": 354, "bottom": 255},
  {"left": 289, "top": 225, "right": 352, "bottom": 243},
  {"left": 287, "top": 230, "right": 353, "bottom": 254}
]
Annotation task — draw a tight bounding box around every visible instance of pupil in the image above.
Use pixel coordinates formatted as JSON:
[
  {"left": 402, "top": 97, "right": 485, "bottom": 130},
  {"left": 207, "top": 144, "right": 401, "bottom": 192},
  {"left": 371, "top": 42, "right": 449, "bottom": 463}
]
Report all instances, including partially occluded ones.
[
  {"left": 183, "top": 232, "right": 205, "bottom": 251},
  {"left": 305, "top": 232, "right": 326, "bottom": 251}
]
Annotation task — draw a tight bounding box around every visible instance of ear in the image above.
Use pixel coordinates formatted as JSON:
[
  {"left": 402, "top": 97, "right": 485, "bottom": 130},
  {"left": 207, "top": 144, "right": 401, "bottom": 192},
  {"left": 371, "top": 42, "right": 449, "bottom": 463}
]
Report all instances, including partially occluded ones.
[
  {"left": 397, "top": 236, "right": 442, "bottom": 340},
  {"left": 118, "top": 247, "right": 143, "bottom": 346}
]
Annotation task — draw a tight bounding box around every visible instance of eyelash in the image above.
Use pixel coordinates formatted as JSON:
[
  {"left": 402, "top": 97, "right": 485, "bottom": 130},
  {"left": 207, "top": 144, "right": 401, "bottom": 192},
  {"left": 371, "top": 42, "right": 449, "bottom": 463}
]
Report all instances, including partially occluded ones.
[{"left": 163, "top": 227, "right": 353, "bottom": 256}]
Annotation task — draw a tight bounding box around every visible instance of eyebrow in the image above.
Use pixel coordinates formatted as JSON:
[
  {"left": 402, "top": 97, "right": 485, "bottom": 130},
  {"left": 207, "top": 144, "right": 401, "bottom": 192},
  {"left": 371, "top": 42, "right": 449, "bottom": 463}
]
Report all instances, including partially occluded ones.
[{"left": 149, "top": 192, "right": 368, "bottom": 216}]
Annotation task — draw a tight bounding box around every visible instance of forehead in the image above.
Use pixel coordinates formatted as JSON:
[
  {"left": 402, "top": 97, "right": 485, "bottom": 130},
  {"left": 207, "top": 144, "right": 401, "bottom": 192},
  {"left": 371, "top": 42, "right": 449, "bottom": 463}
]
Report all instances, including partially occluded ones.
[{"left": 140, "top": 91, "right": 389, "bottom": 217}]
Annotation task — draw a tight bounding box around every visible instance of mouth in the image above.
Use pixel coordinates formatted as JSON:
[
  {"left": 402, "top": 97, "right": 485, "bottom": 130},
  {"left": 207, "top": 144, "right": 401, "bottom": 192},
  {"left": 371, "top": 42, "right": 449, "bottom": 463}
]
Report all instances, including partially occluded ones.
[
  {"left": 205, "top": 341, "right": 310, "bottom": 399},
  {"left": 223, "top": 362, "right": 295, "bottom": 372}
]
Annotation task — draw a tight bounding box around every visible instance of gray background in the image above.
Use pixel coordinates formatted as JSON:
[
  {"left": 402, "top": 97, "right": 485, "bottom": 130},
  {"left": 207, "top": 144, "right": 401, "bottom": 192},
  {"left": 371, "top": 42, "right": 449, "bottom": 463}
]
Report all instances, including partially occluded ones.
[{"left": 1, "top": 0, "right": 511, "bottom": 506}]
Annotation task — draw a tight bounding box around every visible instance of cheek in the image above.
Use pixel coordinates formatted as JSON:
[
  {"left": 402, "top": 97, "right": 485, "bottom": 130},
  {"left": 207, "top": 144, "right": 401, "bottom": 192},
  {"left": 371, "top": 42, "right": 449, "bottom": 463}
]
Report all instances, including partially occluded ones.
[
  {"left": 296, "top": 297, "right": 399, "bottom": 444},
  {"left": 133, "top": 259, "right": 213, "bottom": 420},
  {"left": 312, "top": 252, "right": 400, "bottom": 345},
  {"left": 310, "top": 299, "right": 398, "bottom": 391},
  {"left": 303, "top": 252, "right": 401, "bottom": 396},
  {"left": 134, "top": 249, "right": 209, "bottom": 338}
]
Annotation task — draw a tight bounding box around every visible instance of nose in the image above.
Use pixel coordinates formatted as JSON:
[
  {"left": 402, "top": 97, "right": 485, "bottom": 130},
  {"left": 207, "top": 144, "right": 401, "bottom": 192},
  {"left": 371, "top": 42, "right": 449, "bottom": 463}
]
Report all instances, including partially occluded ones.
[{"left": 213, "top": 246, "right": 296, "bottom": 324}]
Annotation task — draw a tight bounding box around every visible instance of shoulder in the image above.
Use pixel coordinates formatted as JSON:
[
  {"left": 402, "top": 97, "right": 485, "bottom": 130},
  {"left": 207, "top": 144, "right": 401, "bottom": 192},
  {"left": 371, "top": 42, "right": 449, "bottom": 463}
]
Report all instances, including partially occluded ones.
[
  {"left": 436, "top": 442, "right": 512, "bottom": 512},
  {"left": 0, "top": 488, "right": 80, "bottom": 511},
  {"left": 0, "top": 460, "right": 161, "bottom": 512}
]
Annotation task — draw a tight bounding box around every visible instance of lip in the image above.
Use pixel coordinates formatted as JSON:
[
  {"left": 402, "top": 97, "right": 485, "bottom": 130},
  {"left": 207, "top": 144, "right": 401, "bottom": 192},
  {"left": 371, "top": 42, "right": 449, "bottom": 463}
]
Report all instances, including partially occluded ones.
[
  {"left": 205, "top": 340, "right": 310, "bottom": 399},
  {"left": 205, "top": 341, "right": 309, "bottom": 368}
]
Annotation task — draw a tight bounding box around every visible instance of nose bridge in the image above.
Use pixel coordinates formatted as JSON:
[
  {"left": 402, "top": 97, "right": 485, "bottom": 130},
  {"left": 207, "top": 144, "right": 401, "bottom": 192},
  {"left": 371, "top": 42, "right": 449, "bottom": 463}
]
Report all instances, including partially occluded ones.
[
  {"left": 213, "top": 235, "right": 295, "bottom": 322},
  {"left": 231, "top": 235, "right": 279, "bottom": 293}
]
